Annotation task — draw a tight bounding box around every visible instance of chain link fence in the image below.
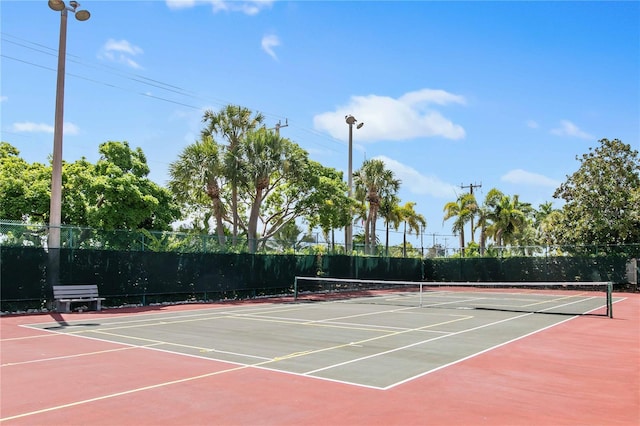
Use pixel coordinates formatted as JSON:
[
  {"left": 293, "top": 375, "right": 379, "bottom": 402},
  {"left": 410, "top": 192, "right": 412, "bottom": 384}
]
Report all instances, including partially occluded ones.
[
  {"left": 2, "top": 220, "right": 638, "bottom": 258},
  {"left": 1, "top": 221, "right": 637, "bottom": 312}
]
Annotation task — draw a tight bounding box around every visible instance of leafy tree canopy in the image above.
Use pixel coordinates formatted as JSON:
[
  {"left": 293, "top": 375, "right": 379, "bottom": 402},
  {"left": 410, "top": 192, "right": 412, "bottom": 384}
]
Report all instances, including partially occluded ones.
[
  {"left": 0, "top": 142, "right": 50, "bottom": 222},
  {"left": 0, "top": 141, "right": 179, "bottom": 231},
  {"left": 553, "top": 138, "right": 640, "bottom": 245}
]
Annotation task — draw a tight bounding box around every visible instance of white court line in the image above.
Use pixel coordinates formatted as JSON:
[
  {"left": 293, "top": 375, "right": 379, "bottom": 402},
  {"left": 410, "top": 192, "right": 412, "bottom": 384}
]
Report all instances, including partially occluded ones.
[
  {"left": 1, "top": 297, "right": 627, "bottom": 422},
  {"left": 1, "top": 344, "right": 163, "bottom": 367},
  {"left": 303, "top": 295, "right": 616, "bottom": 379},
  {"left": 19, "top": 305, "right": 310, "bottom": 336},
  {"left": 0, "top": 363, "right": 253, "bottom": 422},
  {"left": 19, "top": 303, "right": 303, "bottom": 330},
  {"left": 382, "top": 296, "right": 627, "bottom": 390},
  {"left": 3, "top": 294, "right": 624, "bottom": 422},
  {"left": 91, "top": 329, "right": 273, "bottom": 361},
  {"left": 303, "top": 311, "right": 536, "bottom": 376},
  {"left": 2, "top": 333, "right": 67, "bottom": 342}
]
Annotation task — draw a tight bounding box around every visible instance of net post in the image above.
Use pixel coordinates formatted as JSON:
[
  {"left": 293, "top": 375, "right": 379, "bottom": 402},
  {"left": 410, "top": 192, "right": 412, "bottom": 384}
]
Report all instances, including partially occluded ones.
[
  {"left": 606, "top": 282, "right": 613, "bottom": 318},
  {"left": 419, "top": 282, "right": 423, "bottom": 308},
  {"left": 294, "top": 276, "right": 298, "bottom": 301}
]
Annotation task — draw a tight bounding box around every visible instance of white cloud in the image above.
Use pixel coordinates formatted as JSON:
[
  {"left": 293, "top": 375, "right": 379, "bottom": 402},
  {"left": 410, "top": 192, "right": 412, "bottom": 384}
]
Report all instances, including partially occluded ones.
[
  {"left": 501, "top": 169, "right": 560, "bottom": 188},
  {"left": 11, "top": 121, "right": 79, "bottom": 135},
  {"left": 526, "top": 119, "right": 539, "bottom": 129},
  {"left": 261, "top": 34, "right": 280, "bottom": 60},
  {"left": 550, "top": 120, "right": 593, "bottom": 139},
  {"left": 375, "top": 155, "right": 458, "bottom": 199},
  {"left": 313, "top": 89, "right": 466, "bottom": 142},
  {"left": 165, "top": 0, "right": 196, "bottom": 9},
  {"left": 0, "top": 96, "right": 7, "bottom": 102},
  {"left": 99, "top": 39, "right": 144, "bottom": 69},
  {"left": 63, "top": 122, "right": 80, "bottom": 135},
  {"left": 165, "top": 0, "right": 274, "bottom": 15},
  {"left": 11, "top": 122, "right": 53, "bottom": 133}
]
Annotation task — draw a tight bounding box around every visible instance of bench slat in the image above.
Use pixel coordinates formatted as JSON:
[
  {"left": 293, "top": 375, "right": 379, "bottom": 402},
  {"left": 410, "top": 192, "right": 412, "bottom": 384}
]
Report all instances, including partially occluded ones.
[{"left": 53, "top": 285, "right": 103, "bottom": 312}]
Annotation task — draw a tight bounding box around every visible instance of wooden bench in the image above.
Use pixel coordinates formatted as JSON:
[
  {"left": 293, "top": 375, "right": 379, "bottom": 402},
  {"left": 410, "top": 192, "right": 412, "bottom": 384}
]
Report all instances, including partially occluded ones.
[{"left": 53, "top": 285, "right": 106, "bottom": 313}]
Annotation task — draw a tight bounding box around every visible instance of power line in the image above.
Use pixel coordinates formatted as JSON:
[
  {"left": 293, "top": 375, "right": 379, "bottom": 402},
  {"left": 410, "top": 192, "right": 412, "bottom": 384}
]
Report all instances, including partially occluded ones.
[
  {"left": 2, "top": 32, "right": 347, "bottom": 155},
  {"left": 460, "top": 182, "right": 482, "bottom": 195}
]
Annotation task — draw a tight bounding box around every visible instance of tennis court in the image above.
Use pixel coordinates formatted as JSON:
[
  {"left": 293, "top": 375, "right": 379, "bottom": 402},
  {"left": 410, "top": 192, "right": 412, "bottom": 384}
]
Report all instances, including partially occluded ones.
[{"left": 1, "top": 282, "right": 639, "bottom": 425}]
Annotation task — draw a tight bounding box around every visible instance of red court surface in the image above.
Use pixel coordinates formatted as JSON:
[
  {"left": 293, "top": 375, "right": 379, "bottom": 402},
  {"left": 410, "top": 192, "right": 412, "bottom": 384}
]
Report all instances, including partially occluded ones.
[{"left": 1, "top": 293, "right": 639, "bottom": 426}]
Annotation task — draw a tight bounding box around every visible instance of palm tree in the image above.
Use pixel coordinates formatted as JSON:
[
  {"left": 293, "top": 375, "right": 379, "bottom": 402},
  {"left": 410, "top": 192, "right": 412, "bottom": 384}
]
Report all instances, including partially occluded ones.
[
  {"left": 485, "top": 190, "right": 527, "bottom": 247},
  {"left": 474, "top": 205, "right": 491, "bottom": 256},
  {"left": 378, "top": 195, "right": 401, "bottom": 256},
  {"left": 201, "top": 105, "right": 265, "bottom": 246},
  {"left": 353, "top": 159, "right": 401, "bottom": 255},
  {"left": 443, "top": 193, "right": 477, "bottom": 256},
  {"left": 535, "top": 202, "right": 563, "bottom": 246},
  {"left": 240, "top": 128, "right": 304, "bottom": 253},
  {"left": 168, "top": 135, "right": 227, "bottom": 245},
  {"left": 398, "top": 202, "right": 426, "bottom": 258}
]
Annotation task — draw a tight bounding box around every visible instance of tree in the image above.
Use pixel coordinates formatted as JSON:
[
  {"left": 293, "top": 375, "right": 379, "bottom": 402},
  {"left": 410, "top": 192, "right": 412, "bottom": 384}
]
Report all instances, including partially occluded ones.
[
  {"left": 353, "top": 159, "right": 401, "bottom": 255},
  {"left": 1, "top": 141, "right": 179, "bottom": 248},
  {"left": 484, "top": 190, "right": 528, "bottom": 248},
  {"left": 0, "top": 142, "right": 49, "bottom": 222},
  {"left": 534, "top": 202, "right": 562, "bottom": 246},
  {"left": 304, "top": 165, "right": 352, "bottom": 252},
  {"left": 87, "top": 141, "right": 179, "bottom": 232},
  {"left": 378, "top": 195, "right": 401, "bottom": 256},
  {"left": 239, "top": 129, "right": 307, "bottom": 253},
  {"left": 61, "top": 157, "right": 95, "bottom": 226},
  {"left": 553, "top": 138, "right": 640, "bottom": 245},
  {"left": 202, "top": 105, "right": 265, "bottom": 246},
  {"left": 266, "top": 221, "right": 315, "bottom": 253},
  {"left": 443, "top": 193, "right": 477, "bottom": 256},
  {"left": 236, "top": 130, "right": 352, "bottom": 254},
  {"left": 168, "top": 135, "right": 227, "bottom": 245},
  {"left": 474, "top": 204, "right": 491, "bottom": 256},
  {"left": 397, "top": 202, "right": 426, "bottom": 258}
]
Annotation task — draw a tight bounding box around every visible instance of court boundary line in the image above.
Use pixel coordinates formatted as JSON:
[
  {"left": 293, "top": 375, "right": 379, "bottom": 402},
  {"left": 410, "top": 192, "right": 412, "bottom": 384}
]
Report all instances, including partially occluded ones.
[
  {"left": 304, "top": 309, "right": 538, "bottom": 377},
  {"left": 0, "top": 362, "right": 253, "bottom": 423},
  {"left": 1, "top": 297, "right": 628, "bottom": 422},
  {"left": 384, "top": 312, "right": 581, "bottom": 389},
  {"left": 384, "top": 296, "right": 627, "bottom": 389},
  {"left": 17, "top": 296, "right": 611, "bottom": 381}
]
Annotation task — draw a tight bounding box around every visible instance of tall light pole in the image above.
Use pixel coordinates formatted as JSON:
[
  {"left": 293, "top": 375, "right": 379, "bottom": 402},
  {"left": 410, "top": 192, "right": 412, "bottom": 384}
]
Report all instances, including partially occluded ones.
[
  {"left": 47, "top": 0, "right": 90, "bottom": 252},
  {"left": 345, "top": 114, "right": 363, "bottom": 253}
]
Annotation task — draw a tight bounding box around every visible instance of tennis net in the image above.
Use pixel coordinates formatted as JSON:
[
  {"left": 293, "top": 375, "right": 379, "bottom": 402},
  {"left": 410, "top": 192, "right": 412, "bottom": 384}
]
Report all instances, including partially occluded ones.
[{"left": 293, "top": 276, "right": 614, "bottom": 318}]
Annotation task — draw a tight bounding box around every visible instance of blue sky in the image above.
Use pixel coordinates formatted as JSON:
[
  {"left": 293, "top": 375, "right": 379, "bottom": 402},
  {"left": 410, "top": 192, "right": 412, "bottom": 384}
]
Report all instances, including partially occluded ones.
[{"left": 2, "top": 0, "right": 639, "bottom": 249}]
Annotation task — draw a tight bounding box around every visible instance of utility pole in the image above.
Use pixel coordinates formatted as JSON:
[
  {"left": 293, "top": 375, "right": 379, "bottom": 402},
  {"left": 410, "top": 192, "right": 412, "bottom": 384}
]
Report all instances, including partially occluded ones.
[
  {"left": 270, "top": 119, "right": 288, "bottom": 136},
  {"left": 460, "top": 182, "right": 482, "bottom": 243}
]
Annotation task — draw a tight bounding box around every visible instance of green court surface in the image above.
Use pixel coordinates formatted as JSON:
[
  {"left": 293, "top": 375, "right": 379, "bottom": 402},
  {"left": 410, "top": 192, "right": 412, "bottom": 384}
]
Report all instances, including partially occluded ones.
[{"left": 25, "top": 290, "right": 617, "bottom": 389}]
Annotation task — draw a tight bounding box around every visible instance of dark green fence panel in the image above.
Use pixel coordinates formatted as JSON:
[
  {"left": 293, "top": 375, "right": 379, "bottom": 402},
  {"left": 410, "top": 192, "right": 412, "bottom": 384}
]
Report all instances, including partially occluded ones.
[
  {"left": 318, "top": 255, "right": 423, "bottom": 281},
  {"left": 0, "top": 247, "right": 632, "bottom": 312},
  {"left": 355, "top": 256, "right": 423, "bottom": 281},
  {"left": 0, "top": 247, "right": 47, "bottom": 309},
  {"left": 58, "top": 251, "right": 319, "bottom": 304},
  {"left": 426, "top": 256, "right": 630, "bottom": 283}
]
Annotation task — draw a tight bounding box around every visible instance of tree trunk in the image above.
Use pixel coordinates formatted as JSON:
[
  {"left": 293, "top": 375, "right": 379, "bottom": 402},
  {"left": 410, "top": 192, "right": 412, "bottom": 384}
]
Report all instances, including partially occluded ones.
[
  {"left": 247, "top": 187, "right": 264, "bottom": 254},
  {"left": 403, "top": 222, "right": 407, "bottom": 258},
  {"left": 385, "top": 221, "right": 390, "bottom": 256},
  {"left": 479, "top": 228, "right": 486, "bottom": 256},
  {"left": 213, "top": 199, "right": 226, "bottom": 246},
  {"left": 231, "top": 184, "right": 238, "bottom": 246}
]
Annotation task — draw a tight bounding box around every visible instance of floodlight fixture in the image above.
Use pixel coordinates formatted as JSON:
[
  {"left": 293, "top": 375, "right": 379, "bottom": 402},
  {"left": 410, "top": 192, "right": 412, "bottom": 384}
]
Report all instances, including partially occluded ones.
[
  {"left": 75, "top": 9, "right": 90, "bottom": 21},
  {"left": 48, "top": 0, "right": 66, "bottom": 11}
]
